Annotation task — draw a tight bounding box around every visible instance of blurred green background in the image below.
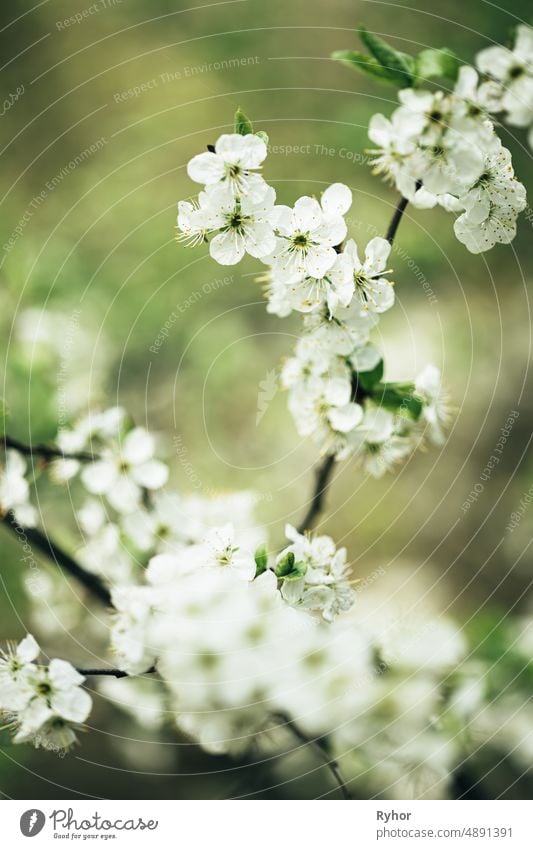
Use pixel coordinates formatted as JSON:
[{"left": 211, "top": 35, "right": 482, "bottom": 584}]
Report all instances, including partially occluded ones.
[{"left": 0, "top": 0, "right": 532, "bottom": 799}]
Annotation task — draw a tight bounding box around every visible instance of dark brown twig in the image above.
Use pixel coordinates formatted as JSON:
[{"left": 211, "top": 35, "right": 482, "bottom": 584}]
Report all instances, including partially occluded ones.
[
  {"left": 77, "top": 666, "right": 156, "bottom": 678},
  {"left": 1, "top": 510, "right": 111, "bottom": 606},
  {"left": 3, "top": 434, "right": 97, "bottom": 463},
  {"left": 296, "top": 454, "right": 336, "bottom": 534},
  {"left": 273, "top": 711, "right": 352, "bottom": 800},
  {"left": 296, "top": 191, "right": 413, "bottom": 533}
]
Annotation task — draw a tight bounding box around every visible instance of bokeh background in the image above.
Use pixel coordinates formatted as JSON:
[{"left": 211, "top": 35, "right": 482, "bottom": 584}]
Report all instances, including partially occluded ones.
[{"left": 0, "top": 0, "right": 532, "bottom": 799}]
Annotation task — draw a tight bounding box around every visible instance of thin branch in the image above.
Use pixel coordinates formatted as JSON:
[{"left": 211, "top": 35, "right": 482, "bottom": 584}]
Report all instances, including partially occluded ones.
[
  {"left": 384, "top": 194, "right": 410, "bottom": 245},
  {"left": 3, "top": 434, "right": 97, "bottom": 463},
  {"left": 296, "top": 454, "right": 336, "bottom": 534},
  {"left": 385, "top": 181, "right": 419, "bottom": 246},
  {"left": 296, "top": 191, "right": 413, "bottom": 533},
  {"left": 77, "top": 666, "right": 156, "bottom": 677},
  {"left": 273, "top": 711, "right": 352, "bottom": 800},
  {"left": 1, "top": 510, "right": 111, "bottom": 606}
]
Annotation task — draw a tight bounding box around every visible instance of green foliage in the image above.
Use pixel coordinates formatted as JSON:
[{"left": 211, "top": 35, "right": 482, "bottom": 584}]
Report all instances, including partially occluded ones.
[
  {"left": 358, "top": 26, "right": 416, "bottom": 87},
  {"left": 372, "top": 383, "right": 423, "bottom": 420},
  {"left": 234, "top": 107, "right": 254, "bottom": 136},
  {"left": 275, "top": 551, "right": 307, "bottom": 581},
  {"left": 415, "top": 48, "right": 461, "bottom": 83},
  {"left": 357, "top": 359, "right": 384, "bottom": 392},
  {"left": 254, "top": 544, "right": 269, "bottom": 577},
  {"left": 331, "top": 51, "right": 403, "bottom": 86},
  {"left": 466, "top": 611, "right": 533, "bottom": 697},
  {"left": 332, "top": 26, "right": 461, "bottom": 89}
]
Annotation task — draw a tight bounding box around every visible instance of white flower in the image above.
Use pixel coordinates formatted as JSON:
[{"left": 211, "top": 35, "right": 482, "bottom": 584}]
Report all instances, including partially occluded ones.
[
  {"left": 286, "top": 360, "right": 363, "bottom": 447},
  {"left": 51, "top": 406, "right": 126, "bottom": 482},
  {"left": 368, "top": 111, "right": 422, "bottom": 199},
  {"left": 111, "top": 584, "right": 159, "bottom": 674},
  {"left": 264, "top": 253, "right": 354, "bottom": 317},
  {"left": 349, "top": 407, "right": 414, "bottom": 475},
  {"left": 459, "top": 142, "right": 526, "bottom": 220},
  {"left": 335, "top": 237, "right": 395, "bottom": 314},
  {"left": 201, "top": 523, "right": 256, "bottom": 580},
  {"left": 268, "top": 184, "right": 351, "bottom": 278},
  {"left": 187, "top": 133, "right": 269, "bottom": 201},
  {"left": 176, "top": 194, "right": 213, "bottom": 247},
  {"left": 0, "top": 451, "right": 37, "bottom": 526},
  {"left": 0, "top": 634, "right": 40, "bottom": 711},
  {"left": 276, "top": 525, "right": 355, "bottom": 622},
  {"left": 207, "top": 185, "right": 277, "bottom": 265},
  {"left": 81, "top": 427, "right": 168, "bottom": 513},
  {"left": 350, "top": 343, "right": 382, "bottom": 373},
  {"left": 454, "top": 202, "right": 522, "bottom": 253},
  {"left": 452, "top": 140, "right": 526, "bottom": 253},
  {"left": 121, "top": 491, "right": 186, "bottom": 553},
  {"left": 5, "top": 649, "right": 92, "bottom": 750},
  {"left": 476, "top": 25, "right": 533, "bottom": 126},
  {"left": 14, "top": 666, "right": 92, "bottom": 749},
  {"left": 415, "top": 365, "right": 451, "bottom": 446}
]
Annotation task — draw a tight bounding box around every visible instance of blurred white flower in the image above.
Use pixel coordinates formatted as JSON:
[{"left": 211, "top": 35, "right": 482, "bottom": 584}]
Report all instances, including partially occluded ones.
[
  {"left": 476, "top": 25, "right": 533, "bottom": 127},
  {"left": 415, "top": 365, "right": 451, "bottom": 446},
  {"left": 81, "top": 427, "right": 168, "bottom": 513},
  {"left": 277, "top": 524, "right": 355, "bottom": 622},
  {"left": 0, "top": 450, "right": 37, "bottom": 527}
]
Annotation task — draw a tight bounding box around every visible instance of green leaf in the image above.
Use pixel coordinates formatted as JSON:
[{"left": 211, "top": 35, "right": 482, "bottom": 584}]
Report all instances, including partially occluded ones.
[
  {"left": 275, "top": 551, "right": 295, "bottom": 577},
  {"left": 358, "top": 26, "right": 415, "bottom": 87},
  {"left": 331, "top": 50, "right": 402, "bottom": 85},
  {"left": 357, "top": 359, "right": 384, "bottom": 392},
  {"left": 234, "top": 107, "right": 253, "bottom": 136},
  {"left": 415, "top": 48, "right": 461, "bottom": 83},
  {"left": 283, "top": 562, "right": 308, "bottom": 581},
  {"left": 254, "top": 544, "right": 269, "bottom": 577},
  {"left": 372, "top": 383, "right": 423, "bottom": 420},
  {"left": 275, "top": 552, "right": 307, "bottom": 580}
]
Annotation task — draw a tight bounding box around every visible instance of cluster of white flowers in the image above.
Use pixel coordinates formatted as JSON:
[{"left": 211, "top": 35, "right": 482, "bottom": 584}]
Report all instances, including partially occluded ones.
[
  {"left": 369, "top": 66, "right": 526, "bottom": 253},
  {"left": 476, "top": 24, "right": 533, "bottom": 149},
  {"left": 107, "top": 517, "right": 361, "bottom": 752},
  {"left": 0, "top": 635, "right": 92, "bottom": 750},
  {"left": 0, "top": 450, "right": 37, "bottom": 526},
  {"left": 177, "top": 131, "right": 451, "bottom": 468},
  {"left": 275, "top": 524, "right": 354, "bottom": 621}
]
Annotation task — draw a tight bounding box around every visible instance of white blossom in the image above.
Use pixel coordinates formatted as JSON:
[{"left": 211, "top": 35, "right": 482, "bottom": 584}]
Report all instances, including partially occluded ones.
[
  {"left": 335, "top": 237, "right": 395, "bottom": 314},
  {"left": 277, "top": 524, "right": 355, "bottom": 622},
  {"left": 267, "top": 184, "right": 351, "bottom": 279},
  {"left": 0, "top": 450, "right": 37, "bottom": 526},
  {"left": 476, "top": 25, "right": 533, "bottom": 127},
  {"left": 187, "top": 133, "right": 269, "bottom": 201},
  {"left": 81, "top": 427, "right": 168, "bottom": 513},
  {"left": 0, "top": 636, "right": 92, "bottom": 750},
  {"left": 415, "top": 365, "right": 451, "bottom": 446}
]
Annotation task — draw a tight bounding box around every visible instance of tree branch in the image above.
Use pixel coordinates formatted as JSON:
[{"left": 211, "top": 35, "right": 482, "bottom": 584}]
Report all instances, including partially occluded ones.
[
  {"left": 3, "top": 434, "right": 97, "bottom": 463},
  {"left": 296, "top": 191, "right": 413, "bottom": 533},
  {"left": 77, "top": 666, "right": 156, "bottom": 677},
  {"left": 273, "top": 711, "right": 352, "bottom": 800},
  {"left": 296, "top": 454, "right": 336, "bottom": 534},
  {"left": 385, "top": 182, "right": 419, "bottom": 246},
  {"left": 1, "top": 510, "right": 112, "bottom": 606}
]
